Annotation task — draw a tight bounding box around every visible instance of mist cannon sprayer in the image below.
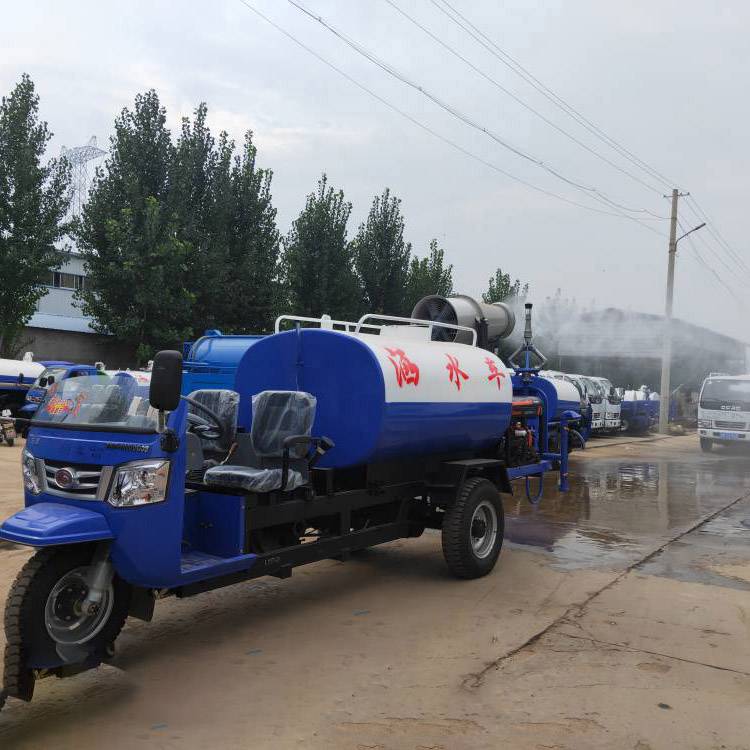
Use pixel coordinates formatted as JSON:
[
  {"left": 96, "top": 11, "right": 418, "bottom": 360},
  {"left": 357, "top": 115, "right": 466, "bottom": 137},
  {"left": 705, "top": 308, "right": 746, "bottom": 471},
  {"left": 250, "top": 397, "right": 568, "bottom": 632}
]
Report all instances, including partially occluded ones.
[{"left": 411, "top": 294, "right": 515, "bottom": 350}]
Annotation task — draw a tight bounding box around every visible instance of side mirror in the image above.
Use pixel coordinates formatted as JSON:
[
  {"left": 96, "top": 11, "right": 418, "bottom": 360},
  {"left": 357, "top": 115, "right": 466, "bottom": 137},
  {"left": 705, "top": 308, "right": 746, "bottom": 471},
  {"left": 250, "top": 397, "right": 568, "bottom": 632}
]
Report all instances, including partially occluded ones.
[
  {"left": 149, "top": 350, "right": 183, "bottom": 412},
  {"left": 610, "top": 386, "right": 616, "bottom": 397},
  {"left": 47, "top": 375, "right": 55, "bottom": 385},
  {"left": 17, "top": 373, "right": 24, "bottom": 385},
  {"left": 38, "top": 376, "right": 48, "bottom": 387}
]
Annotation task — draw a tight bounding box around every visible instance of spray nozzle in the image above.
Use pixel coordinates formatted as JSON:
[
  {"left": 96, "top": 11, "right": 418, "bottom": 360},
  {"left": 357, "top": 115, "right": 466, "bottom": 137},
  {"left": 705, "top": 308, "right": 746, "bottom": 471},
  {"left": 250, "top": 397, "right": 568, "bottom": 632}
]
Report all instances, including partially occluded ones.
[
  {"left": 509, "top": 301, "right": 547, "bottom": 376},
  {"left": 524, "top": 303, "right": 533, "bottom": 344}
]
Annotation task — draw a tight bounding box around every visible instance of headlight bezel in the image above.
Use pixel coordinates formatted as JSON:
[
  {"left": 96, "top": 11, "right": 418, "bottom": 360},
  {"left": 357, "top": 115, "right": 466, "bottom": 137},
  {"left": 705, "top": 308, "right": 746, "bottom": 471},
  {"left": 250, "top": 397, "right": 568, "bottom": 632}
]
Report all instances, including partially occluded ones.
[
  {"left": 21, "top": 448, "right": 42, "bottom": 495},
  {"left": 106, "top": 459, "right": 170, "bottom": 508}
]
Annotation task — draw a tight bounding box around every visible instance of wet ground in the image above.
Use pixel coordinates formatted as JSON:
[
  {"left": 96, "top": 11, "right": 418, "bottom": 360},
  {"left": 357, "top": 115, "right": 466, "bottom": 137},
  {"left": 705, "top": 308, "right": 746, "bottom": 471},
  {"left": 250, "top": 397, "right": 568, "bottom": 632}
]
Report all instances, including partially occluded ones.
[
  {"left": 0, "top": 433, "right": 749, "bottom": 749},
  {"left": 506, "top": 436, "right": 750, "bottom": 576}
]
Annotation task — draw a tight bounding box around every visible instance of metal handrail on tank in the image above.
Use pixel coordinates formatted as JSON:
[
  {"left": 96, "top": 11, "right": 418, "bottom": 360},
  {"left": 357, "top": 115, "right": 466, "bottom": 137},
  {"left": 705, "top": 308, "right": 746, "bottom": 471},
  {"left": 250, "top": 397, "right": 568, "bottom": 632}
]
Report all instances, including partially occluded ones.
[
  {"left": 274, "top": 313, "right": 479, "bottom": 345},
  {"left": 355, "top": 314, "right": 478, "bottom": 346},
  {"left": 274, "top": 314, "right": 359, "bottom": 333}
]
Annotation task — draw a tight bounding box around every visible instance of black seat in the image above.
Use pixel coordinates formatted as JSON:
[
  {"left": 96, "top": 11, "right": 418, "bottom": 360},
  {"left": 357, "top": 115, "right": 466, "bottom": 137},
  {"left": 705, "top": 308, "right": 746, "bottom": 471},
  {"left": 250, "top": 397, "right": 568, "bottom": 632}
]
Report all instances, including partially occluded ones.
[
  {"left": 186, "top": 389, "right": 239, "bottom": 454},
  {"left": 204, "top": 390, "right": 331, "bottom": 493}
]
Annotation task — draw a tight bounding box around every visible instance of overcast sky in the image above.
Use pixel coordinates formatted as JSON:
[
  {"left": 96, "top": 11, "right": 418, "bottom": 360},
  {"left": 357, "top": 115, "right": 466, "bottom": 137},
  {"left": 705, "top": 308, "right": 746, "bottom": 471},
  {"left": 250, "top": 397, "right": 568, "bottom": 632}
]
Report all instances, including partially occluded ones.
[{"left": 3, "top": 0, "right": 749, "bottom": 340}]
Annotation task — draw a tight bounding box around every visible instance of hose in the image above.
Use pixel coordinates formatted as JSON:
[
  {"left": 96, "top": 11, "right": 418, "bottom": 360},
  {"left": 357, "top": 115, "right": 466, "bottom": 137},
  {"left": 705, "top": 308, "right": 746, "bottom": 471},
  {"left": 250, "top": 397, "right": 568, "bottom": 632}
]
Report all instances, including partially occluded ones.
[
  {"left": 569, "top": 428, "right": 585, "bottom": 450},
  {"left": 525, "top": 474, "right": 544, "bottom": 504}
]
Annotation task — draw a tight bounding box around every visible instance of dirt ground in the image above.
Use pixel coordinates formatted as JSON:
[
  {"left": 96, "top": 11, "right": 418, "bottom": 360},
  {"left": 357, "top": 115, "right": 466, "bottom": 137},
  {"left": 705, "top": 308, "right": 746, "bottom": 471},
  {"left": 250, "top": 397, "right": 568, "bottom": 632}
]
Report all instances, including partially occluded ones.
[{"left": 0, "top": 433, "right": 749, "bottom": 749}]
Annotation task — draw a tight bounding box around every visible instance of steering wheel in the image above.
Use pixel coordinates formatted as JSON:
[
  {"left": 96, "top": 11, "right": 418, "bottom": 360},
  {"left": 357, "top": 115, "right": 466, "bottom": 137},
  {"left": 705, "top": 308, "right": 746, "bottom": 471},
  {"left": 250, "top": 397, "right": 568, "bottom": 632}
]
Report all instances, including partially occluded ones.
[{"left": 182, "top": 395, "right": 225, "bottom": 442}]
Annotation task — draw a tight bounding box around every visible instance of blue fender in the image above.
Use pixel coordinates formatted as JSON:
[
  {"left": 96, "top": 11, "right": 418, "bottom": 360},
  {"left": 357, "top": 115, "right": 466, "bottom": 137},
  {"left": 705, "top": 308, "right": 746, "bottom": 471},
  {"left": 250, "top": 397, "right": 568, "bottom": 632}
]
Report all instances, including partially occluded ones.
[{"left": 0, "top": 502, "right": 113, "bottom": 547}]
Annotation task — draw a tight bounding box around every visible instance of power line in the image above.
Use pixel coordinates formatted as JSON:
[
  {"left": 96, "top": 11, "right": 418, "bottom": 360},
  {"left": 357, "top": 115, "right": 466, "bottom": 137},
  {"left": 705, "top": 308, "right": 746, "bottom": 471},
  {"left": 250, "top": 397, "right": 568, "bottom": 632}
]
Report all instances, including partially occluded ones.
[
  {"left": 430, "top": 0, "right": 677, "bottom": 191},
  {"left": 684, "top": 194, "right": 750, "bottom": 276},
  {"left": 677, "top": 219, "right": 746, "bottom": 307},
  {"left": 383, "top": 0, "right": 668, "bottom": 206},
  {"left": 680, "top": 210, "right": 750, "bottom": 283},
  {"left": 286, "top": 0, "right": 667, "bottom": 224},
  {"left": 235, "top": 0, "right": 664, "bottom": 234}
]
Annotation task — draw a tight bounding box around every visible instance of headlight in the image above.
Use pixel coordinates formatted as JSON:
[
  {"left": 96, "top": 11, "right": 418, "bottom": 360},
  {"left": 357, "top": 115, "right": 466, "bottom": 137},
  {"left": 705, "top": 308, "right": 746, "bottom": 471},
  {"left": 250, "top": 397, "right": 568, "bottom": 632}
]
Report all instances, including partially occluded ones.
[
  {"left": 22, "top": 449, "right": 41, "bottom": 495},
  {"left": 698, "top": 419, "right": 712, "bottom": 428},
  {"left": 107, "top": 460, "right": 170, "bottom": 507}
]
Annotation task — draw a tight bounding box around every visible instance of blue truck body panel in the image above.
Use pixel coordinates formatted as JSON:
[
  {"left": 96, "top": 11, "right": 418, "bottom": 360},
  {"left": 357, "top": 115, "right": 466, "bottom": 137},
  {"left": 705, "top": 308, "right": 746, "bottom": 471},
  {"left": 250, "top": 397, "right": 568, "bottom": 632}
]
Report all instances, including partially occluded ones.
[
  {"left": 0, "top": 502, "right": 114, "bottom": 546},
  {"left": 182, "top": 331, "right": 264, "bottom": 394}
]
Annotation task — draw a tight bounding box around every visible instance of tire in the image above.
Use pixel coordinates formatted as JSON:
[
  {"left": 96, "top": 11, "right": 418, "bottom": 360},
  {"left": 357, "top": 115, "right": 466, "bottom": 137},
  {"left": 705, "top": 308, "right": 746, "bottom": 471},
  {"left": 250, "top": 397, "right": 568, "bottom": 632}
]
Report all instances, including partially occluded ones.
[
  {"left": 700, "top": 437, "right": 713, "bottom": 453},
  {"left": 442, "top": 477, "right": 504, "bottom": 580},
  {"left": 3, "top": 546, "right": 130, "bottom": 701}
]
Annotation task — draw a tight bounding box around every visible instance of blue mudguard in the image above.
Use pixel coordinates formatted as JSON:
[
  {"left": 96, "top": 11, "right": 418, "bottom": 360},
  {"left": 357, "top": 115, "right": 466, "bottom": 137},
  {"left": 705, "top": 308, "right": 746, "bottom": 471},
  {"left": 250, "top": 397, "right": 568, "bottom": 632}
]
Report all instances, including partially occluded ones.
[{"left": 0, "top": 502, "right": 113, "bottom": 547}]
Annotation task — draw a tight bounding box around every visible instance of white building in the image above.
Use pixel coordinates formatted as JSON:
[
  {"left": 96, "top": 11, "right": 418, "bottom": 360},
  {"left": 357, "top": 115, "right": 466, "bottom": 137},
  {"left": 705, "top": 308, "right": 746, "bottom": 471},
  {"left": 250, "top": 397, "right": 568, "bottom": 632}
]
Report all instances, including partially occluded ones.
[
  {"left": 23, "top": 249, "right": 133, "bottom": 367},
  {"left": 29, "top": 250, "right": 94, "bottom": 335}
]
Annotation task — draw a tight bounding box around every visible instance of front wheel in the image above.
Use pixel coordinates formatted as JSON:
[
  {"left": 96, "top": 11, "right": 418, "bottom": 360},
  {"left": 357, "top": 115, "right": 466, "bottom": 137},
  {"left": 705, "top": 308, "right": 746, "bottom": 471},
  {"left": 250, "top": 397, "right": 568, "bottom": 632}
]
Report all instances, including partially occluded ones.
[
  {"left": 700, "top": 437, "right": 713, "bottom": 453},
  {"left": 442, "top": 477, "right": 504, "bottom": 579},
  {"left": 3, "top": 546, "right": 130, "bottom": 702}
]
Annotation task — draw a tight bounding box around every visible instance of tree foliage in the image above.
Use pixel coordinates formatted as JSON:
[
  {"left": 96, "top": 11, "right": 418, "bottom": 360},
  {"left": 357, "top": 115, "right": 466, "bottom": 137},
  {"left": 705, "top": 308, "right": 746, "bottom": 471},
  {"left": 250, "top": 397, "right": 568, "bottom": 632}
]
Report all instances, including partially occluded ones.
[
  {"left": 404, "top": 239, "right": 453, "bottom": 312},
  {"left": 76, "top": 92, "right": 281, "bottom": 361},
  {"left": 482, "top": 267, "right": 529, "bottom": 304},
  {"left": 217, "top": 132, "right": 280, "bottom": 333},
  {"left": 76, "top": 91, "right": 191, "bottom": 362},
  {"left": 282, "top": 174, "right": 360, "bottom": 320},
  {"left": 0, "top": 74, "right": 70, "bottom": 356},
  {"left": 352, "top": 188, "right": 411, "bottom": 315}
]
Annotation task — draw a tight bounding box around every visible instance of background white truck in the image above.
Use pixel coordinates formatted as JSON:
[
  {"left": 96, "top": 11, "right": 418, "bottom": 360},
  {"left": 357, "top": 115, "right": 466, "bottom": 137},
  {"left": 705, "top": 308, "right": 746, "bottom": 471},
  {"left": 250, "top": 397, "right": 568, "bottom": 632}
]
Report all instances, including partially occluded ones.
[{"left": 698, "top": 373, "right": 750, "bottom": 451}]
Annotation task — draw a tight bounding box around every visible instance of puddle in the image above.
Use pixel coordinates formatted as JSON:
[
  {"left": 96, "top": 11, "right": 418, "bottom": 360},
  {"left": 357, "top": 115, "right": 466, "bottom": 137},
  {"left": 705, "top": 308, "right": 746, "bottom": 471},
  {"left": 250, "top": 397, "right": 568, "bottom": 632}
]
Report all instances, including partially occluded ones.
[{"left": 503, "top": 449, "right": 750, "bottom": 570}]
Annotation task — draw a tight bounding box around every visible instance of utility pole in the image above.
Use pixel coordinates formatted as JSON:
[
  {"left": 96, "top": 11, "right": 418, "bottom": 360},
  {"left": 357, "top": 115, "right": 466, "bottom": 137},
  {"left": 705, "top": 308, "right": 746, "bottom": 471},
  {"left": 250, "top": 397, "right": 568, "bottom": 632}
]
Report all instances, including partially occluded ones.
[
  {"left": 658, "top": 190, "right": 706, "bottom": 433},
  {"left": 658, "top": 189, "right": 680, "bottom": 434}
]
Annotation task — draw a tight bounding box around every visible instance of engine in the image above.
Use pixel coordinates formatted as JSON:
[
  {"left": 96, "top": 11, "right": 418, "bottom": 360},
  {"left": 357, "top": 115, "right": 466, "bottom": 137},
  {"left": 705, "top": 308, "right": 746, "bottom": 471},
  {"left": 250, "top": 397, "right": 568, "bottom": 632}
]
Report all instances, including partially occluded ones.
[{"left": 501, "top": 396, "right": 543, "bottom": 467}]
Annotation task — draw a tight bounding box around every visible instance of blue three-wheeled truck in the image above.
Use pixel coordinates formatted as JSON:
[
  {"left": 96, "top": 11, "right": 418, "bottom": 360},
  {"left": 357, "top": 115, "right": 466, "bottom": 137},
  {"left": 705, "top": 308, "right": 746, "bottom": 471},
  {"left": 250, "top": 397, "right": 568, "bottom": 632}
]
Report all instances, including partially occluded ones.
[{"left": 0, "top": 297, "right": 579, "bottom": 711}]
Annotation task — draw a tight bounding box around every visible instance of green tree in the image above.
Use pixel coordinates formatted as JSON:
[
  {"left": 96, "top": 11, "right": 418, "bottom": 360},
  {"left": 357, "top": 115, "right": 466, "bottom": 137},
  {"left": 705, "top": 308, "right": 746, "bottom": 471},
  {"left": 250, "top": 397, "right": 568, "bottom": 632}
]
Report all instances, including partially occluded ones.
[
  {"left": 482, "top": 267, "right": 529, "bottom": 304},
  {"left": 282, "top": 174, "right": 360, "bottom": 320},
  {"left": 404, "top": 239, "right": 453, "bottom": 312},
  {"left": 214, "top": 131, "right": 281, "bottom": 332},
  {"left": 352, "top": 188, "right": 411, "bottom": 315},
  {"left": 0, "top": 74, "right": 70, "bottom": 356},
  {"left": 77, "top": 95, "right": 281, "bottom": 359},
  {"left": 76, "top": 90, "right": 193, "bottom": 362},
  {"left": 168, "top": 106, "right": 280, "bottom": 335}
]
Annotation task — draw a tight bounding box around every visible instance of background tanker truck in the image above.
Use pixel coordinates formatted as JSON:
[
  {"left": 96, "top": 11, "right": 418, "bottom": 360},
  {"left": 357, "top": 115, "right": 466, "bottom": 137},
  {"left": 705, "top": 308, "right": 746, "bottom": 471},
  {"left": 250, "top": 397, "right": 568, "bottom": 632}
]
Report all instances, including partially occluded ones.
[
  {"left": 0, "top": 295, "right": 580, "bottom": 711},
  {"left": 0, "top": 353, "right": 45, "bottom": 413}
]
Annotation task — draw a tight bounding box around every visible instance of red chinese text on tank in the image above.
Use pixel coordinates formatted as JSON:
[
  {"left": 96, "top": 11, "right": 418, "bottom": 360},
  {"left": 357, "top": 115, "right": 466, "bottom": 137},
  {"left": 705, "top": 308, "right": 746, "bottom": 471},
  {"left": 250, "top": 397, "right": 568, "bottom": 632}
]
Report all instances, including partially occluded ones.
[
  {"left": 485, "top": 357, "right": 506, "bottom": 390},
  {"left": 385, "top": 347, "right": 420, "bottom": 387},
  {"left": 445, "top": 354, "right": 469, "bottom": 390}
]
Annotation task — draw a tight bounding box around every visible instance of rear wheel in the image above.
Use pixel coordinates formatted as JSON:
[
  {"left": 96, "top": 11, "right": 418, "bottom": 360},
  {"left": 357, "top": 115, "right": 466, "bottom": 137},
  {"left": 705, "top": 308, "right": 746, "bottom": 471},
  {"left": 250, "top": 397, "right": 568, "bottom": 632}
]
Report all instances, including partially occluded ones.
[
  {"left": 442, "top": 478, "right": 504, "bottom": 579},
  {"left": 700, "top": 437, "right": 713, "bottom": 453},
  {"left": 3, "top": 547, "right": 130, "bottom": 702}
]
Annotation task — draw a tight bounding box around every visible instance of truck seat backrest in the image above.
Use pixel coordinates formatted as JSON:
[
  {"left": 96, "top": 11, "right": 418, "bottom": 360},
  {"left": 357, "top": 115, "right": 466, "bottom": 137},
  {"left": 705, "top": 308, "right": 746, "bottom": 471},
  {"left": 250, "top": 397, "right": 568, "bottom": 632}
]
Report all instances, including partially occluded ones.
[
  {"left": 187, "top": 389, "right": 240, "bottom": 453},
  {"left": 250, "top": 391, "right": 317, "bottom": 458}
]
